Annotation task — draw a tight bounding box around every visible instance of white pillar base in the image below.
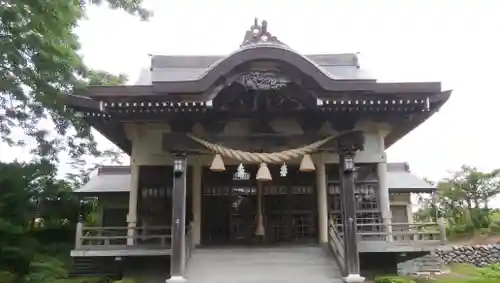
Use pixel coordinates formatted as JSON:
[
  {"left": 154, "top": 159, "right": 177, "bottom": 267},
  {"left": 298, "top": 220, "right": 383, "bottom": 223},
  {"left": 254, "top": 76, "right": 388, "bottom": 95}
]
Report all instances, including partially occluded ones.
[
  {"left": 343, "top": 274, "right": 365, "bottom": 283},
  {"left": 126, "top": 222, "right": 136, "bottom": 246},
  {"left": 166, "top": 276, "right": 187, "bottom": 282},
  {"left": 383, "top": 217, "right": 393, "bottom": 242}
]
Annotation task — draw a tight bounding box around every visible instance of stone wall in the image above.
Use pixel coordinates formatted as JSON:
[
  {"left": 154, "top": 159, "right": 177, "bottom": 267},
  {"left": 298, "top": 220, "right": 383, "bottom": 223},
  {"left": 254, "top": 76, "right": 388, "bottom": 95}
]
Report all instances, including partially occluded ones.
[
  {"left": 398, "top": 245, "right": 500, "bottom": 276},
  {"left": 435, "top": 245, "right": 500, "bottom": 267}
]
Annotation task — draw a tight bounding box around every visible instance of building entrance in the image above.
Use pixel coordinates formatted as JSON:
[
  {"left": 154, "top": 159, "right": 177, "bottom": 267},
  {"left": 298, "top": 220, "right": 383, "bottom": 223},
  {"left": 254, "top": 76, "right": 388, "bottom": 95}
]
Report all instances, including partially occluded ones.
[{"left": 201, "top": 165, "right": 317, "bottom": 245}]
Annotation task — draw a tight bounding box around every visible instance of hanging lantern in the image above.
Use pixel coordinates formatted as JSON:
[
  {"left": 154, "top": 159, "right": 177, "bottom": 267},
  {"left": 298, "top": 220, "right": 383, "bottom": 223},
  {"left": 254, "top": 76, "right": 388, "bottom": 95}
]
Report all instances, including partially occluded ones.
[
  {"left": 299, "top": 154, "right": 315, "bottom": 172},
  {"left": 210, "top": 154, "right": 225, "bottom": 172},
  {"left": 256, "top": 163, "right": 272, "bottom": 181}
]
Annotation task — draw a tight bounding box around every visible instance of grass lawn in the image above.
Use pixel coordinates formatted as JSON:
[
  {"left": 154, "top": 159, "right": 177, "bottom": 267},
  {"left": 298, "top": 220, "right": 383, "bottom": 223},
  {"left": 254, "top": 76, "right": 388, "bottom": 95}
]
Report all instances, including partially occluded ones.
[{"left": 375, "top": 263, "right": 500, "bottom": 283}]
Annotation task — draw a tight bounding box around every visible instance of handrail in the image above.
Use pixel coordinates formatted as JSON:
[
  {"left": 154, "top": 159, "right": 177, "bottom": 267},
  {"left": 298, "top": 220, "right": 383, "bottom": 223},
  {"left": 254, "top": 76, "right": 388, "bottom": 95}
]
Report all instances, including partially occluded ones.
[
  {"left": 75, "top": 224, "right": 172, "bottom": 249},
  {"left": 331, "top": 222, "right": 443, "bottom": 243},
  {"left": 328, "top": 219, "right": 346, "bottom": 274}
]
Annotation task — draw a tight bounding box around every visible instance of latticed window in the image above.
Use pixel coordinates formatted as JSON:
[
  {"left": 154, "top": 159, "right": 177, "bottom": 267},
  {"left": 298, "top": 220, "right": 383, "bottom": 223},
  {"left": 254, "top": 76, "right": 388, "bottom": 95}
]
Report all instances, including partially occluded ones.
[{"left": 326, "top": 163, "right": 382, "bottom": 231}]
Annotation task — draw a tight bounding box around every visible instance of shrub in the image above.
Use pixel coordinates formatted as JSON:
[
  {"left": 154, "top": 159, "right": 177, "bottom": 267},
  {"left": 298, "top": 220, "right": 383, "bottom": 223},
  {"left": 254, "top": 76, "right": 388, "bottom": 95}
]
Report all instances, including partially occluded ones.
[
  {"left": 0, "top": 271, "right": 16, "bottom": 283},
  {"left": 23, "top": 255, "right": 67, "bottom": 283},
  {"left": 489, "top": 222, "right": 500, "bottom": 234},
  {"left": 374, "top": 276, "right": 416, "bottom": 283},
  {"left": 53, "top": 277, "right": 109, "bottom": 283},
  {"left": 112, "top": 279, "right": 142, "bottom": 283},
  {"left": 447, "top": 224, "right": 475, "bottom": 238}
]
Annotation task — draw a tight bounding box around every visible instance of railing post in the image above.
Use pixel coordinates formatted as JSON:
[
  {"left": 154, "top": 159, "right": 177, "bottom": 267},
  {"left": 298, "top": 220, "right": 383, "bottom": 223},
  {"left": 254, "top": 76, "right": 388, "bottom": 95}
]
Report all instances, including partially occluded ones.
[
  {"left": 437, "top": 217, "right": 447, "bottom": 244},
  {"left": 75, "top": 200, "right": 85, "bottom": 250},
  {"left": 75, "top": 222, "right": 83, "bottom": 249}
]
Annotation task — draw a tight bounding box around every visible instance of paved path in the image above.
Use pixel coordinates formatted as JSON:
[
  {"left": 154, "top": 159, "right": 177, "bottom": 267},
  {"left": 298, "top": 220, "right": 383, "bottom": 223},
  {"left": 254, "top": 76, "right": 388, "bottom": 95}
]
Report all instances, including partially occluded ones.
[{"left": 185, "top": 245, "right": 343, "bottom": 283}]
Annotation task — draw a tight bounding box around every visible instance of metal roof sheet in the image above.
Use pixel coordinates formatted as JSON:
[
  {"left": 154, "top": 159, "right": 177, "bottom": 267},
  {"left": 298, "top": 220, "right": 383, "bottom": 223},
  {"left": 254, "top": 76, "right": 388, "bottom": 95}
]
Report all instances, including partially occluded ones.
[
  {"left": 74, "top": 164, "right": 435, "bottom": 194},
  {"left": 139, "top": 52, "right": 373, "bottom": 85}
]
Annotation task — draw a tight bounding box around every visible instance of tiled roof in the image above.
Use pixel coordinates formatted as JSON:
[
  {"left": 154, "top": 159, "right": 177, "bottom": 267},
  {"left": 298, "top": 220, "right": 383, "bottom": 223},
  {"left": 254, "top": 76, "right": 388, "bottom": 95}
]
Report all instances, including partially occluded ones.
[
  {"left": 74, "top": 163, "right": 435, "bottom": 194},
  {"left": 133, "top": 53, "right": 373, "bottom": 85}
]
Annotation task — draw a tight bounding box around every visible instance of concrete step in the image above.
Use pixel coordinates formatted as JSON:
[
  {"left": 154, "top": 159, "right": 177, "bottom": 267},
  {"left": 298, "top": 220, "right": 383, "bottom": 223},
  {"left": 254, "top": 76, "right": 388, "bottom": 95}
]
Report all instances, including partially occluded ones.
[{"left": 185, "top": 246, "right": 344, "bottom": 283}]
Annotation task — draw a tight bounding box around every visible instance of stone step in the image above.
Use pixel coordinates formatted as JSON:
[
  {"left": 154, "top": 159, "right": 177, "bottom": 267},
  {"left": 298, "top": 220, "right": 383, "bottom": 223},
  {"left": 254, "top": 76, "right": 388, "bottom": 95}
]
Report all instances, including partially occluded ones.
[
  {"left": 185, "top": 246, "right": 343, "bottom": 283},
  {"left": 72, "top": 257, "right": 109, "bottom": 275},
  {"left": 398, "top": 253, "right": 447, "bottom": 276}
]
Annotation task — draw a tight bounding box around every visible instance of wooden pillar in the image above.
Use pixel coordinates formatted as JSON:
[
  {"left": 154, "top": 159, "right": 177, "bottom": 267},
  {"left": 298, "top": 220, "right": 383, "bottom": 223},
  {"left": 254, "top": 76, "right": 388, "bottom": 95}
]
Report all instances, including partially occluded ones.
[
  {"left": 377, "top": 160, "right": 393, "bottom": 242},
  {"left": 168, "top": 154, "right": 188, "bottom": 282},
  {"left": 192, "top": 162, "right": 202, "bottom": 246},
  {"left": 339, "top": 152, "right": 364, "bottom": 283},
  {"left": 125, "top": 124, "right": 140, "bottom": 246},
  {"left": 316, "top": 155, "right": 328, "bottom": 243},
  {"left": 127, "top": 163, "right": 140, "bottom": 246},
  {"left": 377, "top": 129, "right": 392, "bottom": 242}
]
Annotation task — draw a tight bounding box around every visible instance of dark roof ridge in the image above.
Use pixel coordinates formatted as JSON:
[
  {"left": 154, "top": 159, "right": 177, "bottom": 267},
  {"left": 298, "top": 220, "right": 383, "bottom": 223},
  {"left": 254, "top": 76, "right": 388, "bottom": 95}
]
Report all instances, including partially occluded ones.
[{"left": 97, "top": 166, "right": 131, "bottom": 175}]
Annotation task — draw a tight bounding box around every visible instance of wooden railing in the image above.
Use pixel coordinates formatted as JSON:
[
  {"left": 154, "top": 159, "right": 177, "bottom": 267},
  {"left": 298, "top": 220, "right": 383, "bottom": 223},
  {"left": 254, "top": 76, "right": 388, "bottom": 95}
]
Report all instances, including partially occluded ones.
[
  {"left": 328, "top": 219, "right": 346, "bottom": 274},
  {"left": 75, "top": 224, "right": 171, "bottom": 249},
  {"left": 333, "top": 221, "right": 446, "bottom": 244},
  {"left": 358, "top": 222, "right": 443, "bottom": 243}
]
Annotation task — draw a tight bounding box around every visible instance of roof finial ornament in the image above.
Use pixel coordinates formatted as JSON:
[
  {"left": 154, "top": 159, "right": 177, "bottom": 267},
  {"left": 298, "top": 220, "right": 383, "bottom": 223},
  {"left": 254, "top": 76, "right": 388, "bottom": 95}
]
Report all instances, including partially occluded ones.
[{"left": 241, "top": 18, "right": 284, "bottom": 46}]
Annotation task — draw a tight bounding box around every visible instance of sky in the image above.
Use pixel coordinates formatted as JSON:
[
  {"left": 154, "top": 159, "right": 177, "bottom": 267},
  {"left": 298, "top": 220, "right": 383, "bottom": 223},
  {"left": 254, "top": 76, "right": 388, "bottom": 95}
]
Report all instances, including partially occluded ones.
[{"left": 2, "top": 1, "right": 500, "bottom": 185}]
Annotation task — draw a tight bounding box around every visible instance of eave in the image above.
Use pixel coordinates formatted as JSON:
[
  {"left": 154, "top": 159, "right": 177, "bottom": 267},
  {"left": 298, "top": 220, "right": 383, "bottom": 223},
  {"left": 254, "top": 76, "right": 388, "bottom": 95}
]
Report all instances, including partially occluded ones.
[
  {"left": 385, "top": 90, "right": 452, "bottom": 147},
  {"left": 64, "top": 87, "right": 451, "bottom": 154}
]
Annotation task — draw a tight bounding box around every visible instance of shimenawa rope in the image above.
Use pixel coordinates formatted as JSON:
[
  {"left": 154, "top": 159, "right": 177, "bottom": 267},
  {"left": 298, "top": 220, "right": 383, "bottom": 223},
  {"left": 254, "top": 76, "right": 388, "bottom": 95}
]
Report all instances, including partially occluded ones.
[{"left": 187, "top": 130, "right": 355, "bottom": 164}]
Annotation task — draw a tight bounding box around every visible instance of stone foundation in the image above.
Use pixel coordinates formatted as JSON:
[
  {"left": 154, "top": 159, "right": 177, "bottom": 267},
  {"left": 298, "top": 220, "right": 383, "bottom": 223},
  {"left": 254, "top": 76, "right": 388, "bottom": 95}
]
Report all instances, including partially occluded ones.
[
  {"left": 398, "top": 245, "right": 500, "bottom": 276},
  {"left": 435, "top": 245, "right": 500, "bottom": 266}
]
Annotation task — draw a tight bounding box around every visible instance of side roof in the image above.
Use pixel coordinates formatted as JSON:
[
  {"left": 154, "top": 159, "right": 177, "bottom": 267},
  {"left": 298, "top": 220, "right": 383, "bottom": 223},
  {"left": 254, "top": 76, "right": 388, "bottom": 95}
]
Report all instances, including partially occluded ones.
[{"left": 74, "top": 163, "right": 435, "bottom": 194}]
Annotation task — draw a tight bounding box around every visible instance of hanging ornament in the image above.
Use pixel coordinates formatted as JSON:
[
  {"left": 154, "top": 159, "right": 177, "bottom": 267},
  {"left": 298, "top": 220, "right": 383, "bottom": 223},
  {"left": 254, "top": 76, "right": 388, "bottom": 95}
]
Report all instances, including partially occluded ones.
[
  {"left": 255, "top": 214, "right": 265, "bottom": 236},
  {"left": 256, "top": 163, "right": 272, "bottom": 181},
  {"left": 255, "top": 182, "right": 265, "bottom": 237},
  {"left": 236, "top": 163, "right": 246, "bottom": 179},
  {"left": 299, "top": 154, "right": 315, "bottom": 172},
  {"left": 210, "top": 154, "right": 225, "bottom": 172},
  {"left": 280, "top": 162, "right": 288, "bottom": 177}
]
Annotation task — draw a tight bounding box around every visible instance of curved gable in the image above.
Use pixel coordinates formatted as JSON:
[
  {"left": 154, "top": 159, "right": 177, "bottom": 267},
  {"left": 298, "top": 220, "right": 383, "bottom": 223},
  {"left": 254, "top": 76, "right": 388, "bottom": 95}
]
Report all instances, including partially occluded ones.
[{"left": 152, "top": 20, "right": 375, "bottom": 94}]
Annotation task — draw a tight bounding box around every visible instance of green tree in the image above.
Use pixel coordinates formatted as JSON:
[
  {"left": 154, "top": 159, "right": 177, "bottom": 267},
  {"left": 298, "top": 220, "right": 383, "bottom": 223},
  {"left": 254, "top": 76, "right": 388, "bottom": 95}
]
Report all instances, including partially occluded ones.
[
  {"left": 0, "top": 2, "right": 151, "bottom": 281},
  {"left": 415, "top": 166, "right": 500, "bottom": 233},
  {"left": 0, "top": 0, "right": 149, "bottom": 166},
  {"left": 0, "top": 161, "right": 61, "bottom": 277}
]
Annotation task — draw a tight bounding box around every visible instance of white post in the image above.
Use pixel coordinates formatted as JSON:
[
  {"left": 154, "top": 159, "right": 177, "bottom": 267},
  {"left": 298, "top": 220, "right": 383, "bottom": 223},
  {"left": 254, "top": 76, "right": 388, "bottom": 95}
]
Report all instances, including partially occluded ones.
[
  {"left": 75, "top": 222, "right": 84, "bottom": 249},
  {"left": 192, "top": 162, "right": 202, "bottom": 246},
  {"left": 377, "top": 130, "right": 392, "bottom": 242},
  {"left": 316, "top": 155, "right": 328, "bottom": 243},
  {"left": 127, "top": 163, "right": 139, "bottom": 245},
  {"left": 437, "top": 217, "right": 447, "bottom": 244}
]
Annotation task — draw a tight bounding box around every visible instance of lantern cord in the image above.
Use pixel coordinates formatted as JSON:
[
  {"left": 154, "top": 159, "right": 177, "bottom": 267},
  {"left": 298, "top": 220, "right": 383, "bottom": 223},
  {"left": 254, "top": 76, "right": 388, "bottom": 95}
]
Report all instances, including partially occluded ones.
[{"left": 186, "top": 130, "right": 357, "bottom": 164}]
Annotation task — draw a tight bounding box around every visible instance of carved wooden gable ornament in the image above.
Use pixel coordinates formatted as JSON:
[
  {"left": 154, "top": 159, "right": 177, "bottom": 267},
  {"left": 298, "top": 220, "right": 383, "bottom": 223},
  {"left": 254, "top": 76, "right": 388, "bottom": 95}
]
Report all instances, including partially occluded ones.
[
  {"left": 237, "top": 19, "right": 291, "bottom": 91},
  {"left": 241, "top": 18, "right": 285, "bottom": 46}
]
